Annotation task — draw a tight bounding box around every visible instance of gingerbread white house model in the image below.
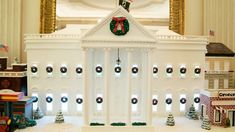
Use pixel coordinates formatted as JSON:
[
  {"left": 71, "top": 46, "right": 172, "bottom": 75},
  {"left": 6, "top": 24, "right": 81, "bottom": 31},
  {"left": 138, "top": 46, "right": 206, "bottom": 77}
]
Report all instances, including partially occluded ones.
[{"left": 25, "top": 7, "right": 208, "bottom": 131}]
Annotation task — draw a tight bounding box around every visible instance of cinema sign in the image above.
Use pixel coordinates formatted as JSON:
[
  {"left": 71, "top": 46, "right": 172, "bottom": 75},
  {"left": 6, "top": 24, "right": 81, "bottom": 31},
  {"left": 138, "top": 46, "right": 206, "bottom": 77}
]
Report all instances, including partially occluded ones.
[{"left": 218, "top": 91, "right": 235, "bottom": 98}]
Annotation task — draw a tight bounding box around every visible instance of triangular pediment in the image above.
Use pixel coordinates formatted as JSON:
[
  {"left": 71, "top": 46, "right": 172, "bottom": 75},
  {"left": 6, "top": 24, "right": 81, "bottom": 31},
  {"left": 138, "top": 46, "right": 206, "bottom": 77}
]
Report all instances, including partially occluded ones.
[{"left": 81, "top": 6, "right": 156, "bottom": 48}]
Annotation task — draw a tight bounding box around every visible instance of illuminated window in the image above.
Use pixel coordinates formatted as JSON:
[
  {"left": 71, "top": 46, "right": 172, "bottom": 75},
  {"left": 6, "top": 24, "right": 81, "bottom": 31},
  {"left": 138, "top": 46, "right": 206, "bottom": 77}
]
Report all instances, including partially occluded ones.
[
  {"left": 153, "top": 65, "right": 158, "bottom": 78},
  {"left": 152, "top": 95, "right": 158, "bottom": 112},
  {"left": 215, "top": 110, "right": 221, "bottom": 122},
  {"left": 32, "top": 93, "right": 38, "bottom": 110},
  {"left": 224, "top": 61, "right": 230, "bottom": 71},
  {"left": 194, "top": 94, "right": 200, "bottom": 111},
  {"left": 180, "top": 94, "right": 186, "bottom": 112},
  {"left": 214, "top": 61, "right": 220, "bottom": 71},
  {"left": 180, "top": 65, "right": 186, "bottom": 78},
  {"left": 132, "top": 64, "right": 139, "bottom": 77},
  {"left": 96, "top": 94, "right": 103, "bottom": 111},
  {"left": 165, "top": 94, "right": 172, "bottom": 112},
  {"left": 46, "top": 64, "right": 53, "bottom": 76},
  {"left": 76, "top": 94, "right": 83, "bottom": 112},
  {"left": 166, "top": 65, "right": 173, "bottom": 78},
  {"left": 114, "top": 64, "right": 121, "bottom": 77},
  {"left": 131, "top": 95, "right": 138, "bottom": 112},
  {"left": 224, "top": 79, "right": 229, "bottom": 89},
  {"left": 194, "top": 66, "right": 201, "bottom": 78},
  {"left": 61, "top": 93, "right": 68, "bottom": 112},
  {"left": 205, "top": 61, "right": 209, "bottom": 71},
  {"left": 46, "top": 93, "right": 53, "bottom": 111},
  {"left": 214, "top": 79, "right": 219, "bottom": 89},
  {"left": 60, "top": 64, "right": 67, "bottom": 76},
  {"left": 95, "top": 64, "right": 103, "bottom": 76},
  {"left": 31, "top": 64, "right": 38, "bottom": 76}
]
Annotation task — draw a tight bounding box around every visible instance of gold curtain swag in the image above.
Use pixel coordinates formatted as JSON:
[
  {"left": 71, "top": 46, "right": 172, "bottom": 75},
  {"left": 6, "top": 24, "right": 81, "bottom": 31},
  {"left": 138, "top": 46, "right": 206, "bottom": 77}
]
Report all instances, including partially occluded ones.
[
  {"left": 40, "top": 0, "right": 184, "bottom": 35},
  {"left": 40, "top": 0, "right": 56, "bottom": 34},
  {"left": 169, "top": 0, "right": 185, "bottom": 35}
]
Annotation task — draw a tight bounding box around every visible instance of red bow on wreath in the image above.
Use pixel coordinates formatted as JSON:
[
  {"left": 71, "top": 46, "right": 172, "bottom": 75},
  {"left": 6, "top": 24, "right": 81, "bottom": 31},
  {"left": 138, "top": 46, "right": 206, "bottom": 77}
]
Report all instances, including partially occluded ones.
[{"left": 112, "top": 17, "right": 126, "bottom": 33}]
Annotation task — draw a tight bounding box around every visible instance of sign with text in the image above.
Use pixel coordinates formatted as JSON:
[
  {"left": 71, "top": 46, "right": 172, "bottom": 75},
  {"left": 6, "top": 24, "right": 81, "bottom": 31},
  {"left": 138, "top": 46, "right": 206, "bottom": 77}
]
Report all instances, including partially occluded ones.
[{"left": 218, "top": 91, "right": 235, "bottom": 98}]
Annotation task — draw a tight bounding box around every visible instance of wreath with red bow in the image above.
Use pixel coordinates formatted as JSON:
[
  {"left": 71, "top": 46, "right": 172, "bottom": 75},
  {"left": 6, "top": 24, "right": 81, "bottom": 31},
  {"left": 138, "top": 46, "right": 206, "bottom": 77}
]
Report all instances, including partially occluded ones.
[{"left": 110, "top": 17, "right": 129, "bottom": 36}]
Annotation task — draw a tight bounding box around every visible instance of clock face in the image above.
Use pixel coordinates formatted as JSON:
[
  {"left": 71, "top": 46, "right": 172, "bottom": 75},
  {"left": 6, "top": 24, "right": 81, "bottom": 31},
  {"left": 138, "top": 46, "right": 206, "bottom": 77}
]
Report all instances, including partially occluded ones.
[{"left": 1, "top": 79, "right": 10, "bottom": 89}]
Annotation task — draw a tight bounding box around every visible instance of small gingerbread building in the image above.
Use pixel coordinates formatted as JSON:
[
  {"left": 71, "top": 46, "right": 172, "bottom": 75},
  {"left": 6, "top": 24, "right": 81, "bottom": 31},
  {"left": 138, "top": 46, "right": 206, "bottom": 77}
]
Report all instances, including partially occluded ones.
[{"left": 200, "top": 42, "right": 235, "bottom": 127}]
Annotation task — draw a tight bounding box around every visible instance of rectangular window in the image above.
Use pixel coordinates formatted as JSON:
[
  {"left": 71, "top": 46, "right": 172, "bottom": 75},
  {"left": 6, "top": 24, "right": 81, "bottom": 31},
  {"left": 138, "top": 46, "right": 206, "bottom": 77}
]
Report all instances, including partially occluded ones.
[
  {"left": 215, "top": 110, "right": 221, "bottom": 122},
  {"left": 205, "top": 61, "right": 209, "bottom": 71},
  {"left": 61, "top": 93, "right": 68, "bottom": 112},
  {"left": 224, "top": 61, "right": 230, "bottom": 71},
  {"left": 204, "top": 79, "right": 209, "bottom": 89},
  {"left": 46, "top": 93, "right": 53, "bottom": 111},
  {"left": 214, "top": 61, "right": 220, "bottom": 71},
  {"left": 131, "top": 95, "right": 138, "bottom": 112},
  {"left": 214, "top": 79, "right": 219, "bottom": 89},
  {"left": 166, "top": 65, "right": 173, "bottom": 78},
  {"left": 180, "top": 94, "right": 186, "bottom": 112},
  {"left": 224, "top": 79, "right": 229, "bottom": 89},
  {"left": 76, "top": 94, "right": 83, "bottom": 112},
  {"left": 194, "top": 94, "right": 200, "bottom": 111},
  {"left": 32, "top": 93, "right": 38, "bottom": 110},
  {"left": 152, "top": 95, "right": 158, "bottom": 112},
  {"left": 166, "top": 94, "right": 172, "bottom": 112},
  {"left": 97, "top": 94, "right": 103, "bottom": 111}
]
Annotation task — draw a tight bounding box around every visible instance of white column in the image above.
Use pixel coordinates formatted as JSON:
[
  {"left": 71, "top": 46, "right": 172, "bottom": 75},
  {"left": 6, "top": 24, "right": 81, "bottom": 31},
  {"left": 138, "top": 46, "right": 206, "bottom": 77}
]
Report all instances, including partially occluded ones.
[
  {"left": 127, "top": 49, "right": 132, "bottom": 125},
  {"left": 83, "top": 48, "right": 89, "bottom": 126},
  {"left": 104, "top": 48, "right": 110, "bottom": 125},
  {"left": 146, "top": 49, "right": 152, "bottom": 126}
]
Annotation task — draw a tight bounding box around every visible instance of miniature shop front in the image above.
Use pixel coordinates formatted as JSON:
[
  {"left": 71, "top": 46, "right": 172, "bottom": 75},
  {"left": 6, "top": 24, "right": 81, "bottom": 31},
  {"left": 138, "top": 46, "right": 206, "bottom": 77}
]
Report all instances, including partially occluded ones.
[
  {"left": 25, "top": 7, "right": 208, "bottom": 132},
  {"left": 0, "top": 58, "right": 36, "bottom": 131},
  {"left": 200, "top": 43, "right": 235, "bottom": 127}
]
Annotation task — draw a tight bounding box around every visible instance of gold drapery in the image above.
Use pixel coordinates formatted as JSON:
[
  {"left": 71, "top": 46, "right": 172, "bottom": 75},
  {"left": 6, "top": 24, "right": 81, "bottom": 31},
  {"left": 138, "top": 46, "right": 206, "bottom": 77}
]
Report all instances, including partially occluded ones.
[
  {"left": 40, "top": 0, "right": 184, "bottom": 35},
  {"left": 40, "top": 0, "right": 56, "bottom": 34},
  {"left": 169, "top": 0, "right": 185, "bottom": 35}
]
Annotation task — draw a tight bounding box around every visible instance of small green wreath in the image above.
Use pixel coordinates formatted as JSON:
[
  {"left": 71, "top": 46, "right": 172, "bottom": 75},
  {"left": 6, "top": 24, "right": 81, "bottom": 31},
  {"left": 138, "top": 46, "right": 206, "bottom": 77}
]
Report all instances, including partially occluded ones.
[{"left": 110, "top": 17, "right": 129, "bottom": 36}]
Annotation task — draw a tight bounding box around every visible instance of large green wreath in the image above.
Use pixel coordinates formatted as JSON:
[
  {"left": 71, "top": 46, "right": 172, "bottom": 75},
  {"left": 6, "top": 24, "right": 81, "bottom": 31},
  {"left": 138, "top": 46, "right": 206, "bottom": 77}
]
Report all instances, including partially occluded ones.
[{"left": 110, "top": 17, "right": 129, "bottom": 36}]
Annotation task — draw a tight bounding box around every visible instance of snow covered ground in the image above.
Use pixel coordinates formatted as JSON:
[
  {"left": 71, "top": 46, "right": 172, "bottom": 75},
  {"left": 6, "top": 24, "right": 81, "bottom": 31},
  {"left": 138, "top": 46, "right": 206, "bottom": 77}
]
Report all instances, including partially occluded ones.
[{"left": 16, "top": 116, "right": 234, "bottom": 132}]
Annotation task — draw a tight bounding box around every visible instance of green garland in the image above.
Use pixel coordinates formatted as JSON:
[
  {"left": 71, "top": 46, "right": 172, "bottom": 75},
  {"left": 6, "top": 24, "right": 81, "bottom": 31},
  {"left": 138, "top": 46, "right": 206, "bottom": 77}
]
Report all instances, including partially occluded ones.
[
  {"left": 132, "top": 122, "right": 147, "bottom": 126},
  {"left": 111, "top": 122, "right": 126, "bottom": 126},
  {"left": 110, "top": 17, "right": 129, "bottom": 36},
  {"left": 90, "top": 122, "right": 105, "bottom": 126}
]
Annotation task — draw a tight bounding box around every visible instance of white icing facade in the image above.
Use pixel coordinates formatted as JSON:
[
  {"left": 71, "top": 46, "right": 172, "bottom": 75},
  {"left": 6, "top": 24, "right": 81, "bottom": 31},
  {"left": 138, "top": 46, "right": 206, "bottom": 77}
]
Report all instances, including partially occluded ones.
[{"left": 25, "top": 7, "right": 208, "bottom": 127}]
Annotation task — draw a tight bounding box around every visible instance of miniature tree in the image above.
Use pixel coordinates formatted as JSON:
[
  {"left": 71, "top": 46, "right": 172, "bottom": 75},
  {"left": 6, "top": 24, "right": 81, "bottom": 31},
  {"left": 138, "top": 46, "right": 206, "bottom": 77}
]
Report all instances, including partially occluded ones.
[
  {"left": 33, "top": 107, "right": 44, "bottom": 120},
  {"left": 201, "top": 116, "right": 211, "bottom": 130},
  {"left": 55, "top": 110, "right": 64, "bottom": 123},
  {"left": 166, "top": 113, "right": 175, "bottom": 126},
  {"left": 186, "top": 104, "right": 199, "bottom": 120}
]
